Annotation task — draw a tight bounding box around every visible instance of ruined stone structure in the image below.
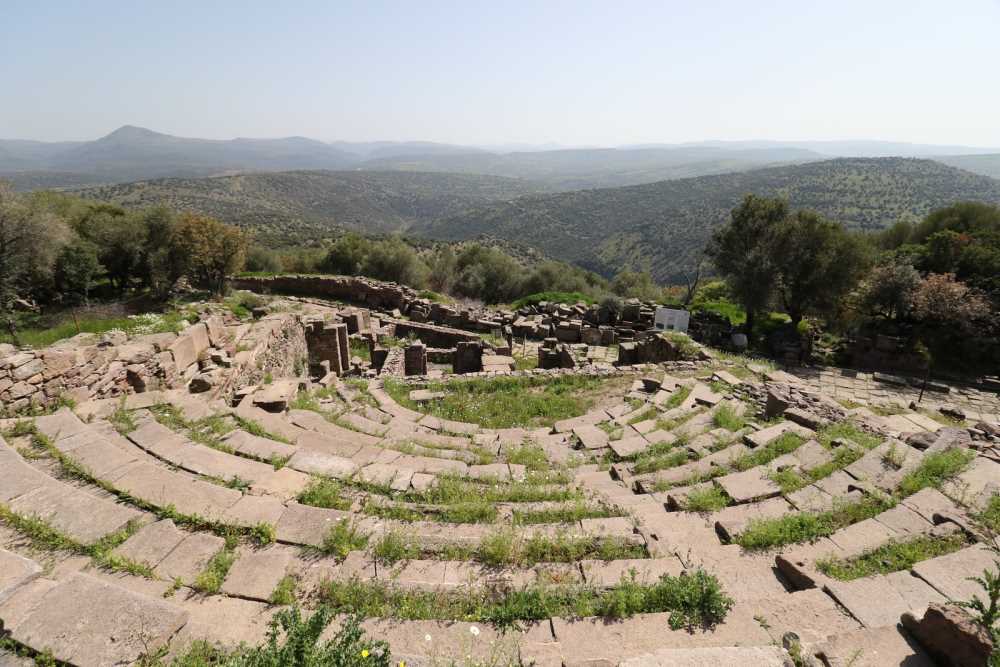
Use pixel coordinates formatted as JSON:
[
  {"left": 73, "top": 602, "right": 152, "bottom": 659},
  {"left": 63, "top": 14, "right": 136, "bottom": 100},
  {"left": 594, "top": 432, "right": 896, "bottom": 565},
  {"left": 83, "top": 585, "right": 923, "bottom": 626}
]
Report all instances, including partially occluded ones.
[{"left": 2, "top": 280, "right": 1000, "bottom": 666}]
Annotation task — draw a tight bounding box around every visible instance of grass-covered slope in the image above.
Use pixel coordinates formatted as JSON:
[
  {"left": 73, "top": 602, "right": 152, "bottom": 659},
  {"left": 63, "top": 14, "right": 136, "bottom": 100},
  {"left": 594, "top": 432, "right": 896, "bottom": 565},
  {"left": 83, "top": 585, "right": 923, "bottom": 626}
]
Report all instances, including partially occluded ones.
[
  {"left": 416, "top": 158, "right": 1000, "bottom": 282},
  {"left": 75, "top": 170, "right": 546, "bottom": 244}
]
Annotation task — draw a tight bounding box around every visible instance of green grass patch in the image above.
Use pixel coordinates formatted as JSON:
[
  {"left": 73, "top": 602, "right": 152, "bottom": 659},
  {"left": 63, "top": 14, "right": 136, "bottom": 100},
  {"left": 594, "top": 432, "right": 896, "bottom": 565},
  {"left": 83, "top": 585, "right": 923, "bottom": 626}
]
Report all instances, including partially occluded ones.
[
  {"left": 504, "top": 443, "right": 549, "bottom": 471},
  {"left": 320, "top": 569, "right": 732, "bottom": 629},
  {"left": 320, "top": 520, "right": 369, "bottom": 561},
  {"left": 712, "top": 402, "right": 746, "bottom": 431},
  {"left": 232, "top": 415, "right": 290, "bottom": 445},
  {"left": 150, "top": 404, "right": 236, "bottom": 453},
  {"left": 0, "top": 504, "right": 153, "bottom": 578},
  {"left": 297, "top": 478, "right": 352, "bottom": 511},
  {"left": 662, "top": 385, "right": 692, "bottom": 411},
  {"left": 363, "top": 499, "right": 498, "bottom": 524},
  {"left": 0, "top": 310, "right": 189, "bottom": 348},
  {"left": 512, "top": 503, "right": 625, "bottom": 525},
  {"left": 683, "top": 486, "right": 731, "bottom": 512},
  {"left": 628, "top": 407, "right": 659, "bottom": 425},
  {"left": 899, "top": 448, "right": 976, "bottom": 497},
  {"left": 736, "top": 496, "right": 894, "bottom": 551},
  {"left": 269, "top": 575, "right": 298, "bottom": 606},
  {"left": 632, "top": 449, "right": 691, "bottom": 475},
  {"left": 817, "top": 422, "right": 881, "bottom": 450},
  {"left": 817, "top": 532, "right": 971, "bottom": 581},
  {"left": 732, "top": 432, "right": 806, "bottom": 471},
  {"left": 348, "top": 337, "right": 371, "bottom": 362},
  {"left": 385, "top": 374, "right": 624, "bottom": 429},
  {"left": 975, "top": 494, "right": 1000, "bottom": 535},
  {"left": 193, "top": 539, "right": 238, "bottom": 594},
  {"left": 372, "top": 528, "right": 645, "bottom": 569},
  {"left": 407, "top": 475, "right": 581, "bottom": 505}
]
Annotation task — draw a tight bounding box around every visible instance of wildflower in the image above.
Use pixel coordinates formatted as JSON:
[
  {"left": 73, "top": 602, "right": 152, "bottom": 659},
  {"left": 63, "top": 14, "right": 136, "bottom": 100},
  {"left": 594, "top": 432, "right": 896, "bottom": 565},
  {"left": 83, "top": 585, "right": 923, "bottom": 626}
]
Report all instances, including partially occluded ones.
[
  {"left": 469, "top": 625, "right": 480, "bottom": 637},
  {"left": 361, "top": 649, "right": 369, "bottom": 658},
  {"left": 424, "top": 634, "right": 432, "bottom": 642}
]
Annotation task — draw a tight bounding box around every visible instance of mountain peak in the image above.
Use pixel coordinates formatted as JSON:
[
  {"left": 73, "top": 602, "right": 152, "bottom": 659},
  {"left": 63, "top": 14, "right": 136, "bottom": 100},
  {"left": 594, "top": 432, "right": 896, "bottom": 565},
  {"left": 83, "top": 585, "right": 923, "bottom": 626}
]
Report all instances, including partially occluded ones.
[{"left": 101, "top": 125, "right": 165, "bottom": 141}]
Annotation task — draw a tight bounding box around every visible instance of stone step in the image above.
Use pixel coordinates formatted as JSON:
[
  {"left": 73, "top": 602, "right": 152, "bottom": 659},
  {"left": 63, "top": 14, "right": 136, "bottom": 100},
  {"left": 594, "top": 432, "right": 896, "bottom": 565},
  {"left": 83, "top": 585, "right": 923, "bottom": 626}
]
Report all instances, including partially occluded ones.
[
  {"left": 0, "top": 434, "right": 143, "bottom": 545},
  {"left": 0, "top": 571, "right": 188, "bottom": 667}
]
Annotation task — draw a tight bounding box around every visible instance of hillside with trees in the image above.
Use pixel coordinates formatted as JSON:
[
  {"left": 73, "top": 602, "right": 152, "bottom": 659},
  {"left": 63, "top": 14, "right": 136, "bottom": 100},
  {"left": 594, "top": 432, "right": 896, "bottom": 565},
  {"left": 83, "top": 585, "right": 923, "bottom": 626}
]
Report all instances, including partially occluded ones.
[
  {"left": 74, "top": 170, "right": 545, "bottom": 244},
  {"left": 417, "top": 158, "right": 1000, "bottom": 283}
]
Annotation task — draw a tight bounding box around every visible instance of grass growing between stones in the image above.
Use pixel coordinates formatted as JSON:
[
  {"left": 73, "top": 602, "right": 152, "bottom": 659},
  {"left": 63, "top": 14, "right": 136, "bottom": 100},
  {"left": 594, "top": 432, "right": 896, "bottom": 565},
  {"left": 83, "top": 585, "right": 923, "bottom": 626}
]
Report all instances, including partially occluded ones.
[
  {"left": 320, "top": 520, "right": 369, "bottom": 561},
  {"left": 28, "top": 428, "right": 277, "bottom": 547},
  {"left": 975, "top": 494, "right": 1000, "bottom": 535},
  {"left": 193, "top": 537, "right": 238, "bottom": 594},
  {"left": 732, "top": 432, "right": 805, "bottom": 472},
  {"left": 735, "top": 496, "right": 894, "bottom": 551},
  {"left": 384, "top": 375, "right": 627, "bottom": 429},
  {"left": 662, "top": 385, "right": 693, "bottom": 411},
  {"left": 269, "top": 575, "right": 298, "bottom": 606},
  {"left": 232, "top": 415, "right": 291, "bottom": 445},
  {"left": 817, "top": 532, "right": 972, "bottom": 581},
  {"left": 149, "top": 404, "right": 236, "bottom": 453},
  {"left": 682, "top": 486, "right": 731, "bottom": 512},
  {"left": 406, "top": 475, "right": 583, "bottom": 505},
  {"left": 157, "top": 608, "right": 392, "bottom": 667},
  {"left": 319, "top": 569, "right": 733, "bottom": 629},
  {"left": 628, "top": 407, "right": 660, "bottom": 425},
  {"left": 297, "top": 478, "right": 352, "bottom": 511},
  {"left": 504, "top": 444, "right": 549, "bottom": 471},
  {"left": 0, "top": 505, "right": 153, "bottom": 578},
  {"left": 712, "top": 403, "right": 746, "bottom": 431},
  {"left": 898, "top": 448, "right": 976, "bottom": 497},
  {"left": 371, "top": 528, "right": 646, "bottom": 568},
  {"left": 363, "top": 499, "right": 498, "bottom": 524},
  {"left": 511, "top": 503, "right": 626, "bottom": 525},
  {"left": 630, "top": 437, "right": 691, "bottom": 475}
]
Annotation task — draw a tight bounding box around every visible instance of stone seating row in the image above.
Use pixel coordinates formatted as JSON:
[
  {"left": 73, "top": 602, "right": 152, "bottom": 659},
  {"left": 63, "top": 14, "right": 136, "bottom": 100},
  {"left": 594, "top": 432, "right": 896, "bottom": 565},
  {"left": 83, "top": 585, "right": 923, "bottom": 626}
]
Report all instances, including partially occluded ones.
[{"left": 0, "top": 434, "right": 142, "bottom": 545}]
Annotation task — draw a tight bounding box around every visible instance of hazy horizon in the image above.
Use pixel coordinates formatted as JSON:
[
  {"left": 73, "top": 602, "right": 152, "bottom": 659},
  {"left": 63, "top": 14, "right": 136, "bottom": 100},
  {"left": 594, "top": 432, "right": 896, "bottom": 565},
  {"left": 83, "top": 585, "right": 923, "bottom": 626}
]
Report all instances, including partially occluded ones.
[{"left": 4, "top": 0, "right": 1000, "bottom": 147}]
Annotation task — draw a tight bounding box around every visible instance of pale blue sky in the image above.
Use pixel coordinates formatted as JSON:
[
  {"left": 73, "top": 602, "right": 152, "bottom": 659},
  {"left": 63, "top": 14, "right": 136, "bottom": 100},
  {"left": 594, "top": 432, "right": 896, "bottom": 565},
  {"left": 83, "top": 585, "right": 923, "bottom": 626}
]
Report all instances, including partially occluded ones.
[{"left": 3, "top": 0, "right": 999, "bottom": 146}]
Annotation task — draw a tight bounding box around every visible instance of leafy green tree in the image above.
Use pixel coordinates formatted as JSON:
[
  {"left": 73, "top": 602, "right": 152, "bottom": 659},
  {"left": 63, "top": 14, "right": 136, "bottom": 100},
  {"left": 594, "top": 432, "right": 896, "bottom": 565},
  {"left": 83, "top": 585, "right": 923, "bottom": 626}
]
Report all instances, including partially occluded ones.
[
  {"left": 772, "top": 210, "right": 871, "bottom": 325},
  {"left": 706, "top": 195, "right": 786, "bottom": 337},
  {"left": 171, "top": 213, "right": 248, "bottom": 296},
  {"left": 855, "top": 259, "right": 922, "bottom": 321},
  {"left": 245, "top": 246, "right": 282, "bottom": 273},
  {"left": 0, "top": 183, "right": 69, "bottom": 313},
  {"left": 55, "top": 238, "right": 102, "bottom": 305},
  {"left": 610, "top": 270, "right": 660, "bottom": 301},
  {"left": 322, "top": 233, "right": 370, "bottom": 275},
  {"left": 426, "top": 245, "right": 458, "bottom": 293}
]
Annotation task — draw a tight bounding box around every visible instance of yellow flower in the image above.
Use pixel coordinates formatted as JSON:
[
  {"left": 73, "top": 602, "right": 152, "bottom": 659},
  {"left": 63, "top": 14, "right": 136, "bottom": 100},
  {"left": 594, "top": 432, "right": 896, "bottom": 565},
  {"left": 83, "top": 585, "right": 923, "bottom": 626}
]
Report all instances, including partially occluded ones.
[
  {"left": 361, "top": 649, "right": 369, "bottom": 658},
  {"left": 399, "top": 662, "right": 406, "bottom": 667}
]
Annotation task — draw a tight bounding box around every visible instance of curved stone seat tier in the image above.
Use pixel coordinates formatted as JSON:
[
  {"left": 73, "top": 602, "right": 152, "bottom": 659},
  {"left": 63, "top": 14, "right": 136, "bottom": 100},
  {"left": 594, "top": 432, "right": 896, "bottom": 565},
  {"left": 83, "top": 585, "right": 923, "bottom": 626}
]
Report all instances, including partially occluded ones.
[{"left": 0, "top": 434, "right": 143, "bottom": 545}]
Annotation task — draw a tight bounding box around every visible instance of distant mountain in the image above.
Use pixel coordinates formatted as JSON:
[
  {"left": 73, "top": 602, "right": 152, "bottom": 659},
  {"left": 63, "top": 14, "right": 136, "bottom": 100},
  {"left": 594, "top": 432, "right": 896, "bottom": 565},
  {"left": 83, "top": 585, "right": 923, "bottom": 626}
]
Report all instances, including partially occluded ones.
[
  {"left": 0, "top": 127, "right": 821, "bottom": 191},
  {"left": 661, "top": 140, "right": 1000, "bottom": 158},
  {"left": 74, "top": 170, "right": 546, "bottom": 244},
  {"left": 361, "top": 146, "right": 823, "bottom": 189},
  {"left": 329, "top": 140, "right": 488, "bottom": 160},
  {"left": 935, "top": 154, "right": 1000, "bottom": 180},
  {"left": 0, "top": 126, "right": 358, "bottom": 187},
  {"left": 414, "top": 158, "right": 1000, "bottom": 283}
]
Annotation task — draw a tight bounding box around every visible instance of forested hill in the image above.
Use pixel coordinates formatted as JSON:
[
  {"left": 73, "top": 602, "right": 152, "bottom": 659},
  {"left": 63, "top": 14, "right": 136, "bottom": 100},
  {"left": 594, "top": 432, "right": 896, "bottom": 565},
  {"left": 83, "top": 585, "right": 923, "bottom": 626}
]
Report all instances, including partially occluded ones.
[
  {"left": 414, "top": 158, "right": 1000, "bottom": 283},
  {"left": 75, "top": 170, "right": 545, "bottom": 244}
]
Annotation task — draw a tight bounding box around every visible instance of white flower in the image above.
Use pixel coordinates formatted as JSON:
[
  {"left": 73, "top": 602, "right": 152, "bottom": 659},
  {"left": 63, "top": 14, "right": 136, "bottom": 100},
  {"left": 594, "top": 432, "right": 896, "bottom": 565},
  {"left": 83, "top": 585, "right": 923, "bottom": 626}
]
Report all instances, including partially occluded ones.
[
  {"left": 469, "top": 625, "right": 480, "bottom": 637},
  {"left": 424, "top": 634, "right": 432, "bottom": 643}
]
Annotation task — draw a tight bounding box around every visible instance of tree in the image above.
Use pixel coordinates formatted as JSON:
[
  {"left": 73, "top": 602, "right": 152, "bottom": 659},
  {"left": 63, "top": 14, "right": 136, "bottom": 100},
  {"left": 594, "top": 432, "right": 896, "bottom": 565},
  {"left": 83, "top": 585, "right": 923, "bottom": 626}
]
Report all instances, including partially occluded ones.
[
  {"left": 171, "top": 213, "right": 248, "bottom": 296},
  {"left": 0, "top": 183, "right": 69, "bottom": 313},
  {"left": 322, "top": 233, "right": 369, "bottom": 275},
  {"left": 55, "top": 238, "right": 102, "bottom": 305},
  {"left": 610, "top": 270, "right": 660, "bottom": 301},
  {"left": 680, "top": 254, "right": 705, "bottom": 306},
  {"left": 910, "top": 273, "right": 990, "bottom": 334},
  {"left": 772, "top": 210, "right": 871, "bottom": 325},
  {"left": 706, "top": 194, "right": 786, "bottom": 337},
  {"left": 855, "top": 259, "right": 922, "bottom": 321}
]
